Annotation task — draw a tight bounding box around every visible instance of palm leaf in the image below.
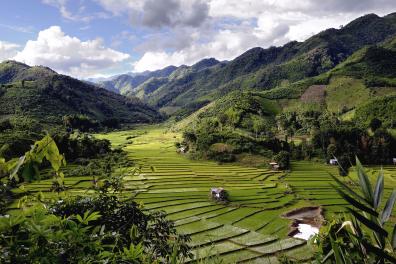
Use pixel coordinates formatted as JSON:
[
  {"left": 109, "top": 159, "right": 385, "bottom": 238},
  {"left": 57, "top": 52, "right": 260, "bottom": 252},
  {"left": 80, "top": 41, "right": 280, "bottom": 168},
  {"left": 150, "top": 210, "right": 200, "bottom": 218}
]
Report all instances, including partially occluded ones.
[
  {"left": 361, "top": 240, "right": 396, "bottom": 263},
  {"left": 355, "top": 158, "right": 373, "bottom": 204},
  {"left": 348, "top": 208, "right": 388, "bottom": 238},
  {"left": 330, "top": 235, "right": 345, "bottom": 264},
  {"left": 335, "top": 186, "right": 378, "bottom": 217},
  {"left": 329, "top": 173, "right": 366, "bottom": 201},
  {"left": 373, "top": 170, "right": 384, "bottom": 210},
  {"left": 381, "top": 190, "right": 396, "bottom": 225},
  {"left": 392, "top": 225, "right": 396, "bottom": 250}
]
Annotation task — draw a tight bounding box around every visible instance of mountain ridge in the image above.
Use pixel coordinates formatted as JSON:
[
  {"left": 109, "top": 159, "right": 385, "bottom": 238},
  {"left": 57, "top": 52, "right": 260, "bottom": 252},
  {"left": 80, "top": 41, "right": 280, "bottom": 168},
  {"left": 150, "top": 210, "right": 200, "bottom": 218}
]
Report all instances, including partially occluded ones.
[
  {"left": 0, "top": 61, "right": 162, "bottom": 126},
  {"left": 97, "top": 12, "right": 396, "bottom": 118}
]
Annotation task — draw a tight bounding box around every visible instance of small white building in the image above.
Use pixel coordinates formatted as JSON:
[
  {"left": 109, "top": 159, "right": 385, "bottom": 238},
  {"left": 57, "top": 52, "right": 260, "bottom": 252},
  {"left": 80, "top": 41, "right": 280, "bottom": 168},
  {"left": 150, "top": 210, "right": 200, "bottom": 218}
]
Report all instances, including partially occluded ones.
[
  {"left": 393, "top": 158, "right": 396, "bottom": 165},
  {"left": 329, "top": 158, "right": 338, "bottom": 165},
  {"left": 210, "top": 187, "right": 227, "bottom": 201}
]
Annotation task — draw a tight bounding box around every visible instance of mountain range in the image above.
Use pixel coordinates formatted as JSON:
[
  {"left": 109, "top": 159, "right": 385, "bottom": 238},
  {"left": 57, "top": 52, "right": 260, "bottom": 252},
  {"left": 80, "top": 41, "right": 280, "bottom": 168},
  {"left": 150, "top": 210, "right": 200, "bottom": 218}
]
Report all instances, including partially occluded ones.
[
  {"left": 96, "top": 12, "right": 396, "bottom": 119},
  {"left": 1, "top": 12, "right": 396, "bottom": 133}
]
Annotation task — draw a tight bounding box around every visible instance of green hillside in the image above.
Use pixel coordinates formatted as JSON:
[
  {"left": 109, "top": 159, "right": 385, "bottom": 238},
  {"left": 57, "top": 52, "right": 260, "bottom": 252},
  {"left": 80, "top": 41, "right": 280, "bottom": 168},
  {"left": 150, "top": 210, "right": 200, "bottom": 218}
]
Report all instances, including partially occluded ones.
[
  {"left": 178, "top": 37, "right": 396, "bottom": 128},
  {"left": 175, "top": 32, "right": 396, "bottom": 165},
  {"left": 0, "top": 61, "right": 161, "bottom": 126},
  {"left": 128, "top": 13, "right": 396, "bottom": 115}
]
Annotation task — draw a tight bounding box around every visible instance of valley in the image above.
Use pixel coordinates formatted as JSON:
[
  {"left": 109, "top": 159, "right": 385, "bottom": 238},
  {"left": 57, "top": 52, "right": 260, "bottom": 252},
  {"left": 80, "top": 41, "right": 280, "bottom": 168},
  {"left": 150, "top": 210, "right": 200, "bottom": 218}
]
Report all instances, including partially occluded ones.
[
  {"left": 1, "top": 7, "right": 396, "bottom": 263},
  {"left": 8, "top": 125, "right": 396, "bottom": 262}
]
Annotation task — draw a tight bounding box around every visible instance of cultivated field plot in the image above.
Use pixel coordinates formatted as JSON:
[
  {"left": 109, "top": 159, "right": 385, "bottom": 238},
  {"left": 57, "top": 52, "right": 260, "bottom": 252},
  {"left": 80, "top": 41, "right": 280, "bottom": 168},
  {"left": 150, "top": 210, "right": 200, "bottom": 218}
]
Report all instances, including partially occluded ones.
[
  {"left": 10, "top": 126, "right": 396, "bottom": 263},
  {"left": 97, "top": 127, "right": 315, "bottom": 263}
]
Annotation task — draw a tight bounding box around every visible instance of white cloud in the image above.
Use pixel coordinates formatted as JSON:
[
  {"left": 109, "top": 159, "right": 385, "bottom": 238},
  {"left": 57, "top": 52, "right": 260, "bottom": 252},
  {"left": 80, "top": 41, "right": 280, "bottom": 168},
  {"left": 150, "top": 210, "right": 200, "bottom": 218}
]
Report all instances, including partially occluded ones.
[
  {"left": 96, "top": 0, "right": 209, "bottom": 28},
  {"left": 132, "top": 0, "right": 396, "bottom": 72},
  {"left": 40, "top": 0, "right": 396, "bottom": 74},
  {"left": 133, "top": 21, "right": 289, "bottom": 71},
  {"left": 42, "top": 0, "right": 108, "bottom": 22},
  {"left": 0, "top": 41, "right": 21, "bottom": 61},
  {"left": 13, "top": 26, "right": 130, "bottom": 78}
]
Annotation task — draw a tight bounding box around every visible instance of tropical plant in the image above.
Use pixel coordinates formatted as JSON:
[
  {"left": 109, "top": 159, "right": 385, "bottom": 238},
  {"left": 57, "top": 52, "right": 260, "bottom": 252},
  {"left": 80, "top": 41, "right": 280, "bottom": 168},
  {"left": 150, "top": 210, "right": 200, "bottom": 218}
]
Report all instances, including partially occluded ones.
[
  {"left": 0, "top": 135, "right": 66, "bottom": 212},
  {"left": 315, "top": 158, "right": 396, "bottom": 263}
]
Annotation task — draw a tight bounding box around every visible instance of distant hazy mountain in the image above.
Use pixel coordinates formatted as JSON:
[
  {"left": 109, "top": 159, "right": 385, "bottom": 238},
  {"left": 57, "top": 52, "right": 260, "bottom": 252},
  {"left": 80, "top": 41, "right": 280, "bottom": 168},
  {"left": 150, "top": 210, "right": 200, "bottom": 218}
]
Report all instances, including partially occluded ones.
[{"left": 97, "top": 65, "right": 178, "bottom": 95}]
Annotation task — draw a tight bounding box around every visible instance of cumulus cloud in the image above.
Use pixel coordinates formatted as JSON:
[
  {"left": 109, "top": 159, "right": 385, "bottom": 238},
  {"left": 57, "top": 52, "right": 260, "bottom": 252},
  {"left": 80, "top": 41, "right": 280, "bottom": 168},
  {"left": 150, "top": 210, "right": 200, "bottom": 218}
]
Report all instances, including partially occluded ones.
[
  {"left": 13, "top": 26, "right": 130, "bottom": 77},
  {"left": 134, "top": 21, "right": 290, "bottom": 71},
  {"left": 39, "top": 0, "right": 396, "bottom": 73},
  {"left": 131, "top": 0, "right": 396, "bottom": 71},
  {"left": 0, "top": 41, "right": 21, "bottom": 61},
  {"left": 97, "top": 0, "right": 209, "bottom": 28}
]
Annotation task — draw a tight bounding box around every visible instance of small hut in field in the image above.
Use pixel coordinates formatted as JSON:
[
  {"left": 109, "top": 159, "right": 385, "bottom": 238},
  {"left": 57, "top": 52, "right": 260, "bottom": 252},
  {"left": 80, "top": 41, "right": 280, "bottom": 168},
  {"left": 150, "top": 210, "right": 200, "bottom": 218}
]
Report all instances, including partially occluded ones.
[
  {"left": 329, "top": 158, "right": 338, "bottom": 165},
  {"left": 393, "top": 158, "right": 396, "bottom": 165},
  {"left": 210, "top": 187, "right": 228, "bottom": 202},
  {"left": 269, "top": 162, "right": 280, "bottom": 171}
]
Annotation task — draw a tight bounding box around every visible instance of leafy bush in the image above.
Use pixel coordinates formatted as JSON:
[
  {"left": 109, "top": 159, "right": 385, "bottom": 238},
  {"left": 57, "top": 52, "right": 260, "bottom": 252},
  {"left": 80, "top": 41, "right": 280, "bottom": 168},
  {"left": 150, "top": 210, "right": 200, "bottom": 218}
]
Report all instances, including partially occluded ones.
[
  {"left": 50, "top": 193, "right": 191, "bottom": 262},
  {"left": 273, "top": 151, "right": 291, "bottom": 170},
  {"left": 62, "top": 114, "right": 99, "bottom": 132},
  {"left": 52, "top": 132, "right": 111, "bottom": 161},
  {"left": 0, "top": 194, "right": 191, "bottom": 263}
]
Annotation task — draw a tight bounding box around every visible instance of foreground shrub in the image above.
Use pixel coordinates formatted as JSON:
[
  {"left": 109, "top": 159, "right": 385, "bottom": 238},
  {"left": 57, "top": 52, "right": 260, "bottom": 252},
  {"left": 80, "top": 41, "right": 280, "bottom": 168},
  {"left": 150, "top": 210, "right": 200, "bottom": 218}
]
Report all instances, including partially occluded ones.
[
  {"left": 314, "top": 158, "right": 396, "bottom": 263},
  {"left": 0, "top": 195, "right": 191, "bottom": 263}
]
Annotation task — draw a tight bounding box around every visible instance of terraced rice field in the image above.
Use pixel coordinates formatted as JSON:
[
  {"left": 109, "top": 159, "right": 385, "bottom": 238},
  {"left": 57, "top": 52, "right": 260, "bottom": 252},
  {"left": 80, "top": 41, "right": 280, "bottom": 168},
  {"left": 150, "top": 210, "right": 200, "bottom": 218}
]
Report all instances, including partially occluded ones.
[{"left": 10, "top": 126, "right": 396, "bottom": 263}]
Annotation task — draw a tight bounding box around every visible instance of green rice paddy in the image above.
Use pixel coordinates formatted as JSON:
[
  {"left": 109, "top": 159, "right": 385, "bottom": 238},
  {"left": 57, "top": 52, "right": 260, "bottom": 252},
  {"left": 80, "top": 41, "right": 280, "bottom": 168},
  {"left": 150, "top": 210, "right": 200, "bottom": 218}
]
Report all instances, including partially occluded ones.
[{"left": 10, "top": 125, "right": 396, "bottom": 263}]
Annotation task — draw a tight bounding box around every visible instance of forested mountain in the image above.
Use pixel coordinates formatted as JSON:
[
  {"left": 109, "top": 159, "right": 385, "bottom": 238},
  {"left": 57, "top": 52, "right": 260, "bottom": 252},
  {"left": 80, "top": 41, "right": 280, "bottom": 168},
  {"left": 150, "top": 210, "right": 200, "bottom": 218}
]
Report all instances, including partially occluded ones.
[
  {"left": 0, "top": 61, "right": 161, "bottom": 126},
  {"left": 111, "top": 12, "right": 396, "bottom": 117},
  {"left": 181, "top": 33, "right": 396, "bottom": 130},
  {"left": 176, "top": 31, "right": 396, "bottom": 165},
  {"left": 98, "top": 65, "right": 178, "bottom": 95}
]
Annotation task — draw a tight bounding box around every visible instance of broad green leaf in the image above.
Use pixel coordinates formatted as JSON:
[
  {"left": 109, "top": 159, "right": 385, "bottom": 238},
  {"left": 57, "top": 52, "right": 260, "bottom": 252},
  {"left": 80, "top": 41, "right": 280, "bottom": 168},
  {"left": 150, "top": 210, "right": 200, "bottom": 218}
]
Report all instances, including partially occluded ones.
[
  {"left": 329, "top": 173, "right": 366, "bottom": 201},
  {"left": 373, "top": 170, "right": 384, "bottom": 210},
  {"left": 129, "top": 225, "right": 139, "bottom": 241},
  {"left": 321, "top": 249, "right": 334, "bottom": 263},
  {"left": 335, "top": 187, "right": 378, "bottom": 217},
  {"left": 330, "top": 235, "right": 344, "bottom": 264},
  {"left": 10, "top": 155, "right": 25, "bottom": 180},
  {"left": 381, "top": 190, "right": 396, "bottom": 224},
  {"left": 392, "top": 225, "right": 396, "bottom": 249},
  {"left": 361, "top": 240, "right": 396, "bottom": 263},
  {"left": 355, "top": 158, "right": 373, "bottom": 204},
  {"left": 348, "top": 208, "right": 388, "bottom": 238},
  {"left": 76, "top": 214, "right": 83, "bottom": 223},
  {"left": 85, "top": 211, "right": 101, "bottom": 223}
]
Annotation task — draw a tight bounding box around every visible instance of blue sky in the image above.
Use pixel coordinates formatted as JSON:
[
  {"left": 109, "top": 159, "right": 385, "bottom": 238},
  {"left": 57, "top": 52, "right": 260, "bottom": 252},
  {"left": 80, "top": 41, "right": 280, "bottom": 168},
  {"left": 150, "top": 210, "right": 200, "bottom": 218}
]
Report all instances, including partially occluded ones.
[{"left": 0, "top": 0, "right": 394, "bottom": 78}]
